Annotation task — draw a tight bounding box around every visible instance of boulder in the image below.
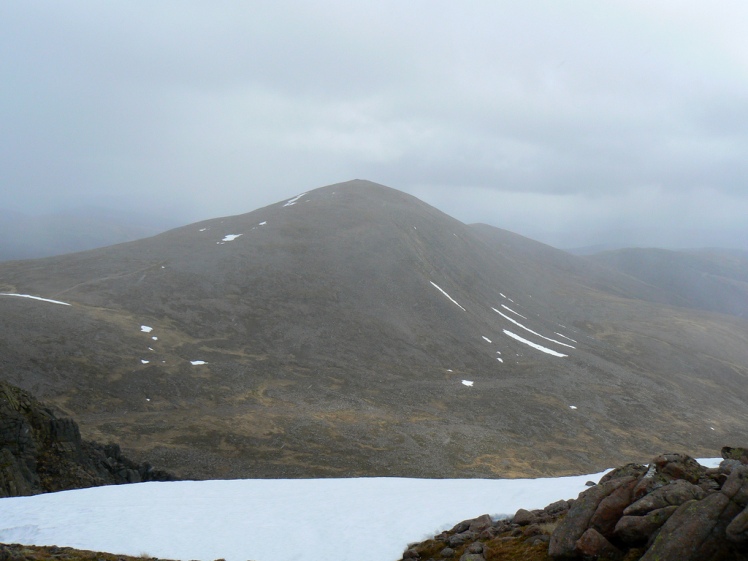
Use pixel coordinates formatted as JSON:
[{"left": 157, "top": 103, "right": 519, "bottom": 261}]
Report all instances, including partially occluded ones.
[
  {"left": 652, "top": 453, "right": 704, "bottom": 484},
  {"left": 548, "top": 476, "right": 634, "bottom": 558},
  {"left": 722, "top": 447, "right": 748, "bottom": 464},
  {"left": 544, "top": 499, "right": 571, "bottom": 516},
  {"left": 512, "top": 508, "right": 536, "bottom": 526},
  {"left": 589, "top": 476, "right": 637, "bottom": 538},
  {"left": 465, "top": 542, "right": 483, "bottom": 554},
  {"left": 467, "top": 514, "right": 493, "bottom": 533},
  {"left": 726, "top": 505, "right": 748, "bottom": 544},
  {"left": 641, "top": 466, "right": 748, "bottom": 561},
  {"left": 615, "top": 505, "right": 678, "bottom": 545},
  {"left": 599, "top": 462, "right": 648, "bottom": 484},
  {"left": 447, "top": 532, "right": 475, "bottom": 548},
  {"left": 574, "top": 528, "right": 623, "bottom": 561}
]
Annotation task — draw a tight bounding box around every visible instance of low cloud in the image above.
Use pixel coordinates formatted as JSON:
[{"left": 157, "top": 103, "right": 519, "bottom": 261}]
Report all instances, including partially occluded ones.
[{"left": 2, "top": 1, "right": 748, "bottom": 249}]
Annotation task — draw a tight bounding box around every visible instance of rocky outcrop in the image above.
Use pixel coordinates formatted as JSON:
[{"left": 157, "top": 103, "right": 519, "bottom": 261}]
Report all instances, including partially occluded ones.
[
  {"left": 0, "top": 380, "right": 175, "bottom": 497},
  {"left": 548, "top": 449, "right": 748, "bottom": 560},
  {"left": 398, "top": 448, "right": 748, "bottom": 561}
]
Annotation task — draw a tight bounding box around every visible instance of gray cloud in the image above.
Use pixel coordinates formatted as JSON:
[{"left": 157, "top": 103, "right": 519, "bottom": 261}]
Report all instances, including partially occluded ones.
[{"left": 3, "top": 1, "right": 748, "bottom": 249}]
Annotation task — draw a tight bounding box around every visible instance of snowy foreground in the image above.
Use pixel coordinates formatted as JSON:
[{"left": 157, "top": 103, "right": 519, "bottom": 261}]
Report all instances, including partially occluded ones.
[{"left": 0, "top": 461, "right": 720, "bottom": 561}]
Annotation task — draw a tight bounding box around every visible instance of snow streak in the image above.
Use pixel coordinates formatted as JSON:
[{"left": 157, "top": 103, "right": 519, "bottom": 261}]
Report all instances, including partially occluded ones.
[
  {"left": 492, "top": 308, "right": 575, "bottom": 349},
  {"left": 430, "top": 282, "right": 466, "bottom": 311},
  {"left": 501, "top": 304, "right": 527, "bottom": 320},
  {"left": 503, "top": 330, "right": 568, "bottom": 358},
  {"left": 0, "top": 293, "right": 70, "bottom": 306}
]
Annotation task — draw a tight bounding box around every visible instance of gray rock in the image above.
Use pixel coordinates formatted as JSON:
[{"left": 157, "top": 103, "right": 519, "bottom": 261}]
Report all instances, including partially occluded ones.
[
  {"left": 615, "top": 505, "right": 678, "bottom": 545},
  {"left": 446, "top": 532, "right": 475, "bottom": 548},
  {"left": 439, "top": 547, "right": 455, "bottom": 558},
  {"left": 466, "top": 542, "right": 483, "bottom": 554},
  {"left": 526, "top": 534, "right": 550, "bottom": 546}
]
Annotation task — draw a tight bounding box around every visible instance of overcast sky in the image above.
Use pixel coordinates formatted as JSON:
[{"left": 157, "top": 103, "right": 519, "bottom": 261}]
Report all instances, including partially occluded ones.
[{"left": 3, "top": 1, "right": 748, "bottom": 250}]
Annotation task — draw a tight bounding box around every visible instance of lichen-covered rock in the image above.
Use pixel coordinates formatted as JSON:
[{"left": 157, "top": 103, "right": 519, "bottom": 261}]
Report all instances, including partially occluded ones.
[
  {"left": 599, "top": 462, "right": 648, "bottom": 484},
  {"left": 652, "top": 453, "right": 705, "bottom": 484},
  {"left": 722, "top": 446, "right": 748, "bottom": 464},
  {"left": 624, "top": 478, "right": 706, "bottom": 516}
]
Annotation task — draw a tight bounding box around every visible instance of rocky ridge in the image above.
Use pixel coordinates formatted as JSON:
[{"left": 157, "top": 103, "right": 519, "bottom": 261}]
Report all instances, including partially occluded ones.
[
  {"left": 399, "top": 447, "right": 748, "bottom": 561},
  {"left": 0, "top": 380, "right": 175, "bottom": 497}
]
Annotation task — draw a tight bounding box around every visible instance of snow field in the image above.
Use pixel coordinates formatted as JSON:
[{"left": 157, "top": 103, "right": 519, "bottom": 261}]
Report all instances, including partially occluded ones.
[{"left": 0, "top": 473, "right": 613, "bottom": 561}]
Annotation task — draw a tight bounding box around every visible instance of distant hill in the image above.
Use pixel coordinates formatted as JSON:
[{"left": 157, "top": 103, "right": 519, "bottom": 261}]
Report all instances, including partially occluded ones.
[
  {"left": 0, "top": 207, "right": 181, "bottom": 261},
  {"left": 0, "top": 180, "right": 746, "bottom": 480},
  {"left": 588, "top": 247, "right": 748, "bottom": 319}
]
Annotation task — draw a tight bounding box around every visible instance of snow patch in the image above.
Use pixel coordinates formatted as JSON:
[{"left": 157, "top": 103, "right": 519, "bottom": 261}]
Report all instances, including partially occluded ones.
[
  {"left": 259, "top": 221, "right": 267, "bottom": 226},
  {"left": 140, "top": 326, "right": 153, "bottom": 333},
  {"left": 0, "top": 293, "right": 71, "bottom": 306},
  {"left": 569, "top": 405, "right": 577, "bottom": 410},
  {"left": 283, "top": 192, "right": 307, "bottom": 207},
  {"left": 503, "top": 330, "right": 568, "bottom": 358},
  {"left": 141, "top": 360, "right": 149, "bottom": 365},
  {"left": 152, "top": 336, "right": 158, "bottom": 341},
  {"left": 430, "top": 282, "right": 466, "bottom": 311},
  {"left": 221, "top": 234, "right": 243, "bottom": 242},
  {"left": 461, "top": 380, "right": 474, "bottom": 387},
  {"left": 190, "top": 360, "right": 207, "bottom": 366},
  {"left": 482, "top": 336, "right": 492, "bottom": 343}
]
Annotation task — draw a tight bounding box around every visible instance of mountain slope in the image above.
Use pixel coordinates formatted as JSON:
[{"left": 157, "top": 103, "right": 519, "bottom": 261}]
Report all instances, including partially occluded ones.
[
  {"left": 1, "top": 180, "right": 747, "bottom": 479},
  {"left": 588, "top": 247, "right": 748, "bottom": 319}
]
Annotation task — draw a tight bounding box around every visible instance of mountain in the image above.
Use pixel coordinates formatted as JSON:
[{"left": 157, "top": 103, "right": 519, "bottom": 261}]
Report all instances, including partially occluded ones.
[
  {"left": 0, "top": 207, "right": 180, "bottom": 261},
  {"left": 588, "top": 247, "right": 748, "bottom": 319},
  {"left": 0, "top": 180, "right": 747, "bottom": 479}
]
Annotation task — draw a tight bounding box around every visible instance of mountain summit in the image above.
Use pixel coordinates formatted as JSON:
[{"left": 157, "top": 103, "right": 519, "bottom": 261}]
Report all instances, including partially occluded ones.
[{"left": 1, "top": 180, "right": 746, "bottom": 478}]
